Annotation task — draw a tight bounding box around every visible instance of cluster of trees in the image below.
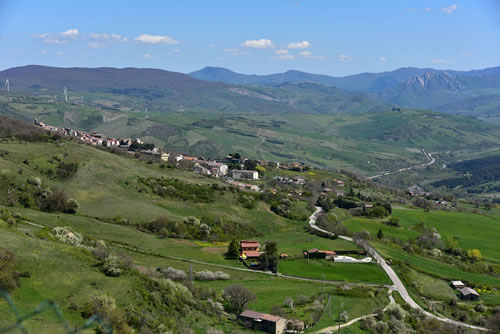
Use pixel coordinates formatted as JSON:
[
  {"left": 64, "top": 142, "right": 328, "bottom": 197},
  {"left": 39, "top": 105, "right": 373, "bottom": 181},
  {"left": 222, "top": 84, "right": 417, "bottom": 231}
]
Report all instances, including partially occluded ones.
[
  {"left": 129, "top": 141, "right": 155, "bottom": 151},
  {"left": 0, "top": 174, "right": 79, "bottom": 214},
  {"left": 432, "top": 154, "right": 500, "bottom": 190},
  {"left": 261, "top": 192, "right": 309, "bottom": 220},
  {"left": 141, "top": 216, "right": 260, "bottom": 241},
  {"left": 317, "top": 194, "right": 391, "bottom": 218},
  {"left": 138, "top": 177, "right": 227, "bottom": 203}
]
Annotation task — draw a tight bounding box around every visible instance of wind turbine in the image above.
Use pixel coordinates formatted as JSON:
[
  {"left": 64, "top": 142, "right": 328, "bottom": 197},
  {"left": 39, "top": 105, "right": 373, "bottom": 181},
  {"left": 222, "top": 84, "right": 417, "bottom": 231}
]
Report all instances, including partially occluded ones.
[
  {"left": 64, "top": 87, "right": 68, "bottom": 102},
  {"left": 5, "top": 79, "right": 9, "bottom": 92}
]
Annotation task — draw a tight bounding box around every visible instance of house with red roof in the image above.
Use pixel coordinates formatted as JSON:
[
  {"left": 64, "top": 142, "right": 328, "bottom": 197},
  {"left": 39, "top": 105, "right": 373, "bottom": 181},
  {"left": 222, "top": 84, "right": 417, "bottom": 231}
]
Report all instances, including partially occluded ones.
[
  {"left": 303, "top": 248, "right": 336, "bottom": 260},
  {"left": 240, "top": 240, "right": 260, "bottom": 260}
]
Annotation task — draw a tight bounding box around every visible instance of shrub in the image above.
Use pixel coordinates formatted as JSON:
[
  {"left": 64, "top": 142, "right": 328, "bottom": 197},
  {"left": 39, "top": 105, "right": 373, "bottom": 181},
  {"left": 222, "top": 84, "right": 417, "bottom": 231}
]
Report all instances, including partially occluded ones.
[
  {"left": 103, "top": 256, "right": 124, "bottom": 277},
  {"left": 475, "top": 304, "right": 486, "bottom": 313},
  {"left": 386, "top": 303, "right": 407, "bottom": 321},
  {"left": 160, "top": 267, "right": 188, "bottom": 282},
  {"left": 65, "top": 199, "right": 80, "bottom": 214},
  {"left": 56, "top": 162, "right": 79, "bottom": 180},
  {"left": 27, "top": 176, "right": 41, "bottom": 187},
  {"left": 194, "top": 270, "right": 230, "bottom": 281},
  {"left": 353, "top": 230, "right": 371, "bottom": 240},
  {"left": 0, "top": 248, "right": 18, "bottom": 291},
  {"left": 40, "top": 188, "right": 78, "bottom": 213},
  {"left": 51, "top": 226, "right": 83, "bottom": 246},
  {"left": 467, "top": 249, "right": 483, "bottom": 262},
  {"left": 92, "top": 245, "right": 110, "bottom": 261}
]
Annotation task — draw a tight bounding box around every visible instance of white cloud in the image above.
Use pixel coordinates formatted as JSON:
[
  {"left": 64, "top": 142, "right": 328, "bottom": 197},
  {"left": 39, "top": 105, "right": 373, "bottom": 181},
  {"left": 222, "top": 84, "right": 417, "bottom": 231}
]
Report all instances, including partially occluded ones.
[
  {"left": 89, "top": 33, "right": 127, "bottom": 42},
  {"left": 379, "top": 56, "right": 388, "bottom": 62},
  {"left": 142, "top": 53, "right": 155, "bottom": 58},
  {"left": 134, "top": 34, "right": 179, "bottom": 44},
  {"left": 56, "top": 51, "right": 64, "bottom": 56},
  {"left": 0, "top": 35, "right": 7, "bottom": 40},
  {"left": 297, "top": 51, "right": 325, "bottom": 59},
  {"left": 338, "top": 54, "right": 353, "bottom": 62},
  {"left": 224, "top": 48, "right": 249, "bottom": 55},
  {"left": 40, "top": 50, "right": 48, "bottom": 55},
  {"left": 431, "top": 58, "right": 454, "bottom": 63},
  {"left": 424, "top": 7, "right": 432, "bottom": 12},
  {"left": 274, "top": 49, "right": 289, "bottom": 55},
  {"left": 87, "top": 33, "right": 128, "bottom": 48},
  {"left": 461, "top": 52, "right": 473, "bottom": 56},
  {"left": 442, "top": 4, "right": 458, "bottom": 14},
  {"left": 241, "top": 39, "right": 274, "bottom": 48},
  {"left": 33, "top": 28, "right": 79, "bottom": 44},
  {"left": 287, "top": 40, "right": 312, "bottom": 49},
  {"left": 62, "top": 29, "right": 79, "bottom": 37}
]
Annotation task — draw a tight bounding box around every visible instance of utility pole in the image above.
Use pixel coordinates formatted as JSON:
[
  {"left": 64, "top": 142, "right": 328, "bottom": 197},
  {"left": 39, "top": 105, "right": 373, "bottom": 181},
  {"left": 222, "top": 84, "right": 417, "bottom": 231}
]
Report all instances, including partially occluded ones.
[
  {"left": 338, "top": 310, "right": 341, "bottom": 334},
  {"left": 189, "top": 264, "right": 193, "bottom": 282},
  {"left": 327, "top": 294, "right": 331, "bottom": 317},
  {"left": 321, "top": 273, "right": 325, "bottom": 301}
]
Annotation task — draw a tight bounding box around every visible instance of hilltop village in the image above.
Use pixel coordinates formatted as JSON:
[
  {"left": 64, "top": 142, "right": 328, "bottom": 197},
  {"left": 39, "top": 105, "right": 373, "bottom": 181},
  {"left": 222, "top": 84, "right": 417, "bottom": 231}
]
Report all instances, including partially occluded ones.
[{"left": 34, "top": 119, "right": 311, "bottom": 193}]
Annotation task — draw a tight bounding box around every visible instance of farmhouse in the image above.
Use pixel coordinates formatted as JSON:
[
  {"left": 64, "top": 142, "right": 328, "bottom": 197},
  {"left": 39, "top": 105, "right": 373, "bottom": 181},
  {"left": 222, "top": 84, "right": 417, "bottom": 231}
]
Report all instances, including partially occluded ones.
[
  {"left": 239, "top": 310, "right": 287, "bottom": 334},
  {"left": 199, "top": 161, "right": 228, "bottom": 176},
  {"left": 451, "top": 280, "right": 465, "bottom": 289},
  {"left": 240, "top": 240, "right": 260, "bottom": 259},
  {"left": 232, "top": 169, "right": 259, "bottom": 180},
  {"left": 459, "top": 287, "right": 480, "bottom": 301},
  {"left": 303, "top": 248, "right": 336, "bottom": 260},
  {"left": 193, "top": 165, "right": 211, "bottom": 176}
]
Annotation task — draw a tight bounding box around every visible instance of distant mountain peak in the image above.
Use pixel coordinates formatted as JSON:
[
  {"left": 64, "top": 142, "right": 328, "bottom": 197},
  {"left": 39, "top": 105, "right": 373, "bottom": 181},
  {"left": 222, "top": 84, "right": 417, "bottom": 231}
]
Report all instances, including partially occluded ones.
[{"left": 406, "top": 71, "right": 464, "bottom": 90}]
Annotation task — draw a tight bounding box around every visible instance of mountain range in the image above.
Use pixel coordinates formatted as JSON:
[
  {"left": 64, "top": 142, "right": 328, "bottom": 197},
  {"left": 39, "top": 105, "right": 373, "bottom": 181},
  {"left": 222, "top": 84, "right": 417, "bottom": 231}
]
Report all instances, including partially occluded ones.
[{"left": 190, "top": 65, "right": 500, "bottom": 116}]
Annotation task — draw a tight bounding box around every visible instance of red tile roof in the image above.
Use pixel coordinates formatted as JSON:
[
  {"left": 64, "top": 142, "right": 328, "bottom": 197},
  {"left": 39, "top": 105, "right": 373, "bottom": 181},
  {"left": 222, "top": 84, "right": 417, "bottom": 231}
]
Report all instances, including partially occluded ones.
[
  {"left": 241, "top": 240, "right": 259, "bottom": 248},
  {"left": 243, "top": 251, "right": 260, "bottom": 258}
]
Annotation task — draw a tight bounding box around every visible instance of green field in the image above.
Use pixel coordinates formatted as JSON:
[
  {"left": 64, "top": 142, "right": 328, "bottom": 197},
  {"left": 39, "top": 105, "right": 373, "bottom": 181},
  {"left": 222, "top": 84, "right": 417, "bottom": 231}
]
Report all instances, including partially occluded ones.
[
  {"left": 279, "top": 259, "right": 391, "bottom": 285},
  {"left": 344, "top": 208, "right": 500, "bottom": 262}
]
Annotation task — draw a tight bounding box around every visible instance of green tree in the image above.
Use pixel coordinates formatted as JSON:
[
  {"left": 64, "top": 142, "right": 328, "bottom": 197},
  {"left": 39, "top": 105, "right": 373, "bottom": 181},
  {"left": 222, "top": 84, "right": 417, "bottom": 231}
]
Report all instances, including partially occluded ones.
[
  {"left": 377, "top": 229, "right": 384, "bottom": 239},
  {"left": 227, "top": 239, "right": 240, "bottom": 259},
  {"left": 467, "top": 249, "right": 483, "bottom": 262},
  {"left": 264, "top": 241, "right": 278, "bottom": 257},
  {"left": 446, "top": 236, "right": 458, "bottom": 250},
  {"left": 255, "top": 165, "right": 266, "bottom": 174}
]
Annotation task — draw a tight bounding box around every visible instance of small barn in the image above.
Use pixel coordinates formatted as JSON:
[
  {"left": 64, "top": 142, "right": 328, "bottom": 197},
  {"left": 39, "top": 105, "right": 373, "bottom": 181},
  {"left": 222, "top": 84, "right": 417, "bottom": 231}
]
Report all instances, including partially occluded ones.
[
  {"left": 303, "top": 248, "right": 336, "bottom": 260},
  {"left": 239, "top": 310, "right": 287, "bottom": 334},
  {"left": 459, "top": 287, "right": 480, "bottom": 301},
  {"left": 451, "top": 280, "right": 465, "bottom": 289}
]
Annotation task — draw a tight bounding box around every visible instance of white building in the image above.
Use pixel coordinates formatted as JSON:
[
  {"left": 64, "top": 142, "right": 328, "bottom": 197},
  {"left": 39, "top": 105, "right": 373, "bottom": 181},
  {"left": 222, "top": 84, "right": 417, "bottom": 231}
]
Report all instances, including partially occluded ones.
[{"left": 232, "top": 170, "right": 259, "bottom": 180}]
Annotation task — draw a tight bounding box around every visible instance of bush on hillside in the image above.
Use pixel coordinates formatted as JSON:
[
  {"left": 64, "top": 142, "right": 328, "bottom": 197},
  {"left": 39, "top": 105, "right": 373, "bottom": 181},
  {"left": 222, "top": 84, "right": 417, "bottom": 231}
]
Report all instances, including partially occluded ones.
[
  {"left": 103, "top": 256, "right": 125, "bottom": 277},
  {"left": 160, "top": 267, "right": 188, "bottom": 282},
  {"left": 55, "top": 162, "right": 79, "bottom": 180},
  {"left": 51, "top": 226, "right": 83, "bottom": 246},
  {"left": 194, "top": 270, "right": 230, "bottom": 281},
  {"left": 0, "top": 248, "right": 18, "bottom": 291}
]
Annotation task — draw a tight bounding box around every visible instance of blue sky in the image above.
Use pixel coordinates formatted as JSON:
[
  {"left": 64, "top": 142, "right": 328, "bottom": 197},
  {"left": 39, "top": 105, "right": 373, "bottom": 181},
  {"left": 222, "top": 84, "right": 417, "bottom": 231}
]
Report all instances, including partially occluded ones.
[{"left": 0, "top": 0, "right": 499, "bottom": 76}]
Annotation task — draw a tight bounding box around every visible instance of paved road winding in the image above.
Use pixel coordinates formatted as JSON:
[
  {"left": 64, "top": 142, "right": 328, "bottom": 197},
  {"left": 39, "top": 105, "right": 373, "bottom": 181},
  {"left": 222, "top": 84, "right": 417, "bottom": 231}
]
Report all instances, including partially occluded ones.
[
  {"left": 308, "top": 207, "right": 488, "bottom": 332},
  {"left": 368, "top": 149, "right": 435, "bottom": 180}
]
